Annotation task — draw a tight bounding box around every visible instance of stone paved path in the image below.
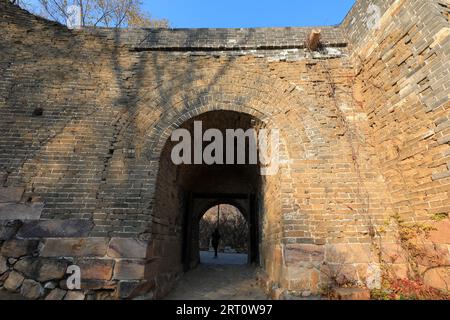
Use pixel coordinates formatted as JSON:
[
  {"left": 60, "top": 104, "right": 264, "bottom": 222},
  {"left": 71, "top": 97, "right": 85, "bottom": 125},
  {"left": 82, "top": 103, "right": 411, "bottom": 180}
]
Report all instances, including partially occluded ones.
[
  {"left": 165, "top": 252, "right": 268, "bottom": 300},
  {"left": 199, "top": 250, "right": 248, "bottom": 265}
]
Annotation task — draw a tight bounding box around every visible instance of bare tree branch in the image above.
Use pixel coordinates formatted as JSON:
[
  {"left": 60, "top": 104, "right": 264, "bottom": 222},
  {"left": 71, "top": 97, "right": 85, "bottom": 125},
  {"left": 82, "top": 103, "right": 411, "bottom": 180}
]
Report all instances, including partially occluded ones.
[{"left": 14, "top": 0, "right": 169, "bottom": 28}]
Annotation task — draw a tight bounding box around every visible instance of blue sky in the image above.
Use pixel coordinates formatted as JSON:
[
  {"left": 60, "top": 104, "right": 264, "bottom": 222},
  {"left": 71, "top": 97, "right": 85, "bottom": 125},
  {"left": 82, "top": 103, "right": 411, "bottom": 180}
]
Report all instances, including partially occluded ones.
[
  {"left": 25, "top": 0, "right": 356, "bottom": 28},
  {"left": 144, "top": 0, "right": 356, "bottom": 28}
]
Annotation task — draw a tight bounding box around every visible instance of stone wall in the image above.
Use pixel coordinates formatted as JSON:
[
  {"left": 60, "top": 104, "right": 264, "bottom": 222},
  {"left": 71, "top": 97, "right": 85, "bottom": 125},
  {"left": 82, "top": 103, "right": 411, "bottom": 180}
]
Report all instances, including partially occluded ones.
[
  {"left": 85, "top": 25, "right": 347, "bottom": 50},
  {"left": 0, "top": 0, "right": 449, "bottom": 299},
  {"left": 1, "top": 225, "right": 158, "bottom": 300},
  {"left": 345, "top": 0, "right": 450, "bottom": 291}
]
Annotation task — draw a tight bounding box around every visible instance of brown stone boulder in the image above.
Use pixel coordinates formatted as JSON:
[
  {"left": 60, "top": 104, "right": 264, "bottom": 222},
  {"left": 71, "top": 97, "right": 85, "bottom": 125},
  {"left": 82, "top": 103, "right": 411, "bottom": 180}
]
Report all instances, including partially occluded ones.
[
  {"left": 64, "top": 291, "right": 85, "bottom": 300},
  {"left": 45, "top": 288, "right": 67, "bottom": 300},
  {"left": 4, "top": 271, "right": 25, "bottom": 292},
  {"left": 14, "top": 257, "right": 70, "bottom": 282},
  {"left": 20, "top": 279, "right": 44, "bottom": 300},
  {"left": 424, "top": 267, "right": 450, "bottom": 291},
  {"left": 1, "top": 239, "right": 39, "bottom": 258},
  {"left": 0, "top": 220, "right": 22, "bottom": 240}
]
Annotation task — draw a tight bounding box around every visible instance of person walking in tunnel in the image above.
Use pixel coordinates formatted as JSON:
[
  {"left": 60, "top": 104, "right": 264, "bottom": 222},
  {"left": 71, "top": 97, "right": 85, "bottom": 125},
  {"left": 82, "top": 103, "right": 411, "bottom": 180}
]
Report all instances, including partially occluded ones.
[{"left": 211, "top": 228, "right": 221, "bottom": 258}]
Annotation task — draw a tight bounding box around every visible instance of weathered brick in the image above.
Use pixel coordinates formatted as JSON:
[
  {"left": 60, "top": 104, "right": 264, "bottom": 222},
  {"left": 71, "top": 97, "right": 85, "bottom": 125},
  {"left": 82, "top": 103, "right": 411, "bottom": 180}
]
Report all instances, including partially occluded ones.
[
  {"left": 76, "top": 259, "right": 114, "bottom": 280},
  {"left": 107, "top": 238, "right": 149, "bottom": 259},
  {"left": 14, "top": 257, "right": 70, "bottom": 282},
  {"left": 41, "top": 238, "right": 108, "bottom": 257},
  {"left": 17, "top": 220, "right": 93, "bottom": 238},
  {"left": 1, "top": 240, "right": 39, "bottom": 258},
  {"left": 113, "top": 259, "right": 146, "bottom": 280}
]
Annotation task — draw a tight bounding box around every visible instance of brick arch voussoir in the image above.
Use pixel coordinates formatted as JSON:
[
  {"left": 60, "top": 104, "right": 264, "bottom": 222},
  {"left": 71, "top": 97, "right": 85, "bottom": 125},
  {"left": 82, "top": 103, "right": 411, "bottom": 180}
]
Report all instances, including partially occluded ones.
[
  {"left": 119, "top": 65, "right": 313, "bottom": 146},
  {"left": 133, "top": 64, "right": 295, "bottom": 104},
  {"left": 144, "top": 100, "right": 274, "bottom": 161}
]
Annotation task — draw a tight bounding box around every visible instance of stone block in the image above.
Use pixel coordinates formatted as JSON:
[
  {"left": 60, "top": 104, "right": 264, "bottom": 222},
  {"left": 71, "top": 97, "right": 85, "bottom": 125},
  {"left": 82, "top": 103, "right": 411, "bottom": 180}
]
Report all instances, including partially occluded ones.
[
  {"left": 0, "top": 220, "right": 22, "bottom": 240},
  {"left": 1, "top": 239, "right": 39, "bottom": 258},
  {"left": 389, "top": 263, "right": 409, "bottom": 279},
  {"left": 326, "top": 243, "right": 375, "bottom": 264},
  {"left": 64, "top": 291, "right": 85, "bottom": 300},
  {"left": 17, "top": 219, "right": 93, "bottom": 238},
  {"left": 320, "top": 263, "right": 358, "bottom": 286},
  {"left": 41, "top": 238, "right": 108, "bottom": 257},
  {"left": 283, "top": 267, "right": 312, "bottom": 291},
  {"left": 429, "top": 219, "right": 450, "bottom": 244},
  {"left": 0, "top": 203, "right": 43, "bottom": 221},
  {"left": 20, "top": 279, "right": 44, "bottom": 300},
  {"left": 416, "top": 243, "right": 449, "bottom": 267},
  {"left": 45, "top": 288, "right": 67, "bottom": 300},
  {"left": 0, "top": 187, "right": 24, "bottom": 203},
  {"left": 284, "top": 244, "right": 325, "bottom": 265},
  {"left": 423, "top": 267, "right": 450, "bottom": 291},
  {"left": 36, "top": 260, "right": 70, "bottom": 282},
  {"left": 107, "top": 238, "right": 149, "bottom": 259},
  {"left": 113, "top": 259, "right": 146, "bottom": 280},
  {"left": 14, "top": 257, "right": 70, "bottom": 282},
  {"left": 80, "top": 280, "right": 116, "bottom": 291},
  {"left": 76, "top": 259, "right": 114, "bottom": 280},
  {"left": 118, "top": 280, "right": 155, "bottom": 299},
  {"left": 310, "top": 269, "right": 320, "bottom": 294},
  {"left": 4, "top": 271, "right": 24, "bottom": 292},
  {"left": 431, "top": 171, "right": 450, "bottom": 181},
  {"left": 325, "top": 244, "right": 351, "bottom": 264},
  {"left": 380, "top": 243, "right": 407, "bottom": 264}
]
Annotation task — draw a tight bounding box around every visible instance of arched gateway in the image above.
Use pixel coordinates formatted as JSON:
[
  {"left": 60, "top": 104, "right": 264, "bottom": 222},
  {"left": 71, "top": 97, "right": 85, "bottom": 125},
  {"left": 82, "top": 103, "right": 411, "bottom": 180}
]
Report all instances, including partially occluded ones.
[{"left": 0, "top": 0, "right": 449, "bottom": 300}]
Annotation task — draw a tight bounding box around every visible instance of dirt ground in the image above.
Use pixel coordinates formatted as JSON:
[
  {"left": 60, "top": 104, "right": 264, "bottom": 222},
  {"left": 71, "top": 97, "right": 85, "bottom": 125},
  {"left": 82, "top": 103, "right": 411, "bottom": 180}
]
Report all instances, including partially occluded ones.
[{"left": 164, "top": 251, "right": 268, "bottom": 300}]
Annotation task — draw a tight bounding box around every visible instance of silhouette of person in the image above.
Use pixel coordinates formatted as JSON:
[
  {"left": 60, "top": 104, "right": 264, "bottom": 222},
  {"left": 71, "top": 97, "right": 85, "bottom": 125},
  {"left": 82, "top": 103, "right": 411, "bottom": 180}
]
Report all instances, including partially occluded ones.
[{"left": 211, "top": 228, "right": 221, "bottom": 258}]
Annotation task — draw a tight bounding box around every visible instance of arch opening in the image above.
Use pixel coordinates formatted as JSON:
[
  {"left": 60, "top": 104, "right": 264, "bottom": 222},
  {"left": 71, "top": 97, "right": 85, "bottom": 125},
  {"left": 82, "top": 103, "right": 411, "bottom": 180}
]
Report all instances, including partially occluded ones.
[
  {"left": 151, "top": 110, "right": 272, "bottom": 288},
  {"left": 198, "top": 204, "right": 249, "bottom": 265}
]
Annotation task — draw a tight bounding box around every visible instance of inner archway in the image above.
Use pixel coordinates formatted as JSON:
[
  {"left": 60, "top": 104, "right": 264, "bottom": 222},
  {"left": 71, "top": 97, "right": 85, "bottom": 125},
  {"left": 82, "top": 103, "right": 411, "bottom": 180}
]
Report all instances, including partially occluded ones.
[
  {"left": 198, "top": 204, "right": 249, "bottom": 265},
  {"left": 153, "top": 110, "right": 264, "bottom": 267}
]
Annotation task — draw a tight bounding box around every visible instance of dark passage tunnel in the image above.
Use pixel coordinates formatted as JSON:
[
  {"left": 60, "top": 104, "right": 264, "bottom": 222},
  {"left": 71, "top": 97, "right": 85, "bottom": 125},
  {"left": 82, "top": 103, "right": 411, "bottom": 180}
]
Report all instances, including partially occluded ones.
[
  {"left": 198, "top": 204, "right": 249, "bottom": 264},
  {"left": 152, "top": 110, "right": 264, "bottom": 281}
]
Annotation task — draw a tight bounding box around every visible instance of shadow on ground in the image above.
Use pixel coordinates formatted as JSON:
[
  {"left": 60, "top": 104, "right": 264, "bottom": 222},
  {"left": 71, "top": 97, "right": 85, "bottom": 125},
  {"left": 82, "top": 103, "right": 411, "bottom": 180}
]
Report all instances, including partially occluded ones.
[{"left": 164, "top": 251, "right": 268, "bottom": 300}]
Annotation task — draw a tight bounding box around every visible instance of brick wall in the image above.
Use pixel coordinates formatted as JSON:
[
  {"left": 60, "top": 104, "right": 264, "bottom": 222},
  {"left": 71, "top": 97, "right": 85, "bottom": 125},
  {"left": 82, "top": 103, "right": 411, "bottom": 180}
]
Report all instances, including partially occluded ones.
[
  {"left": 0, "top": 0, "right": 448, "bottom": 299},
  {"left": 347, "top": 0, "right": 450, "bottom": 291}
]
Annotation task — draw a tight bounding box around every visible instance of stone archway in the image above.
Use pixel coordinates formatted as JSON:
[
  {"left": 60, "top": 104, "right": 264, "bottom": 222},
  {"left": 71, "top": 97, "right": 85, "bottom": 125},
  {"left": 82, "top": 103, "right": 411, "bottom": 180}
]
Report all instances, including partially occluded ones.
[
  {"left": 196, "top": 202, "right": 250, "bottom": 260},
  {"left": 148, "top": 109, "right": 279, "bottom": 297},
  {"left": 190, "top": 195, "right": 256, "bottom": 268}
]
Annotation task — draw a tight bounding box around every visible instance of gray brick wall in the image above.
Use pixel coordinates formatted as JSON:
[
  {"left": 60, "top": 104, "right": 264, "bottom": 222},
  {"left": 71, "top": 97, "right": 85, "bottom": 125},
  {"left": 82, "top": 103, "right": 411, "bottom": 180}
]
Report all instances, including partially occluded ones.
[{"left": 84, "top": 26, "right": 347, "bottom": 51}]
